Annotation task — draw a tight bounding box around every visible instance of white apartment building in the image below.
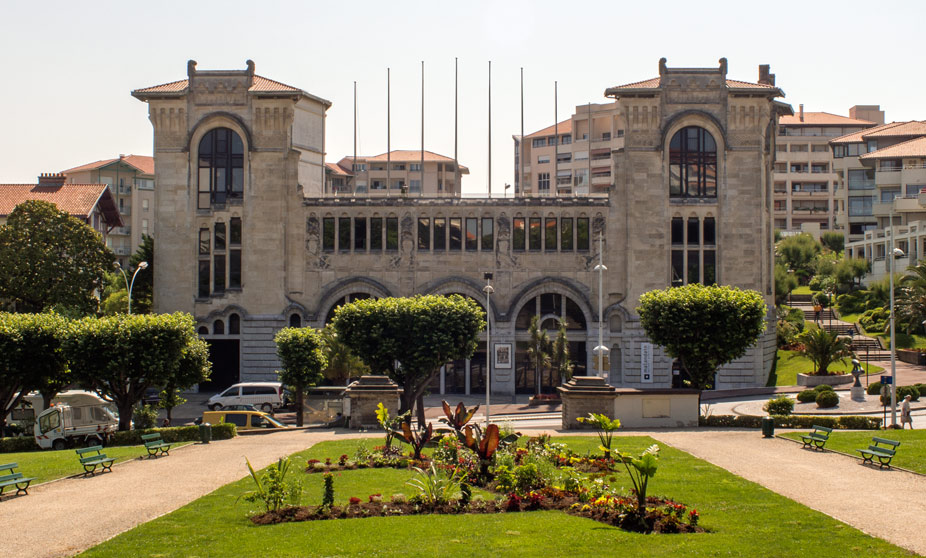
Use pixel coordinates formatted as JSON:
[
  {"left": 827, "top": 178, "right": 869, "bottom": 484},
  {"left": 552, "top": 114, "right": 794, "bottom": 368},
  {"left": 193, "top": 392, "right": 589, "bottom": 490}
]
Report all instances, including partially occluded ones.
[{"left": 326, "top": 150, "right": 468, "bottom": 197}]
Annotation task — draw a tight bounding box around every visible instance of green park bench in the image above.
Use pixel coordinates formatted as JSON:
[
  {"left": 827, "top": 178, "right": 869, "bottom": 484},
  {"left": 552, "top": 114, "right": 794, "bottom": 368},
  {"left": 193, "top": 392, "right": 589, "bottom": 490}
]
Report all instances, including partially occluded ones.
[
  {"left": 141, "top": 433, "right": 172, "bottom": 458},
  {"left": 799, "top": 425, "right": 833, "bottom": 451},
  {"left": 76, "top": 445, "right": 116, "bottom": 476},
  {"left": 857, "top": 437, "right": 901, "bottom": 469},
  {"left": 0, "top": 463, "right": 36, "bottom": 500}
]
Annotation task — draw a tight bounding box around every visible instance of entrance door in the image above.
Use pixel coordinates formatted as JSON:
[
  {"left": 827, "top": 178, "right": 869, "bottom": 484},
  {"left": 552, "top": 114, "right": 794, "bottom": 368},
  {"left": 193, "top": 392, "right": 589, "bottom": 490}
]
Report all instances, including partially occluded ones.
[{"left": 200, "top": 339, "right": 240, "bottom": 392}]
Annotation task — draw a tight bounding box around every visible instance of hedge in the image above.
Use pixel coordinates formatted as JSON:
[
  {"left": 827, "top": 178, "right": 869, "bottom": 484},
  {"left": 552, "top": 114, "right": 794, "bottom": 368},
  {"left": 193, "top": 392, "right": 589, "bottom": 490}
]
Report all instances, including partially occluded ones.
[
  {"left": 699, "top": 414, "right": 882, "bottom": 430},
  {"left": 0, "top": 423, "right": 236, "bottom": 453}
]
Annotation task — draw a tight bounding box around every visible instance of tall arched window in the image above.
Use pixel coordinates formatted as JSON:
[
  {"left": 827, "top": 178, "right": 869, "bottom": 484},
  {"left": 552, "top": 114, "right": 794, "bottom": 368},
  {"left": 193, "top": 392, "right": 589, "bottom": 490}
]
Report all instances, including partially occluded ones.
[
  {"left": 198, "top": 128, "right": 244, "bottom": 208},
  {"left": 669, "top": 126, "right": 717, "bottom": 198}
]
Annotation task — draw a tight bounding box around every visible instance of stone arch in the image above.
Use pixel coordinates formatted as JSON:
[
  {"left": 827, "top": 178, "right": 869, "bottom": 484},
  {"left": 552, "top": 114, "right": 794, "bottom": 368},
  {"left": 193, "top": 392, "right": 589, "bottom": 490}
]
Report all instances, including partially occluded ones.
[
  {"left": 314, "top": 276, "right": 393, "bottom": 324},
  {"left": 419, "top": 276, "right": 499, "bottom": 320},
  {"left": 507, "top": 277, "right": 595, "bottom": 328},
  {"left": 660, "top": 110, "right": 727, "bottom": 149},
  {"left": 197, "top": 304, "right": 249, "bottom": 334},
  {"left": 187, "top": 111, "right": 253, "bottom": 153},
  {"left": 281, "top": 300, "right": 308, "bottom": 328},
  {"left": 604, "top": 302, "right": 634, "bottom": 333}
]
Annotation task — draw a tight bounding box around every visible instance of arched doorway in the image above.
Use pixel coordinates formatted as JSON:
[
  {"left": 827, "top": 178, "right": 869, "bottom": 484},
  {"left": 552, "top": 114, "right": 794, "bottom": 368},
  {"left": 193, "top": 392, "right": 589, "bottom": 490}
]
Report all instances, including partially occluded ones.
[{"left": 514, "top": 292, "right": 589, "bottom": 394}]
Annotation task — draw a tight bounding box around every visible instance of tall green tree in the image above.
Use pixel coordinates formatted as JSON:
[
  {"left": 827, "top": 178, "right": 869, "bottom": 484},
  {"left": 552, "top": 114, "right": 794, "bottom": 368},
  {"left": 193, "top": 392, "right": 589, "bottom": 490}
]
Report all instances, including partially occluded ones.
[
  {"left": 550, "top": 318, "right": 574, "bottom": 383},
  {"left": 0, "top": 200, "right": 115, "bottom": 314},
  {"left": 319, "top": 325, "right": 368, "bottom": 385},
  {"left": 637, "top": 284, "right": 767, "bottom": 390},
  {"left": 64, "top": 313, "right": 210, "bottom": 430},
  {"left": 0, "top": 313, "right": 68, "bottom": 432},
  {"left": 820, "top": 231, "right": 845, "bottom": 254},
  {"left": 774, "top": 263, "right": 798, "bottom": 307},
  {"left": 128, "top": 235, "right": 154, "bottom": 313},
  {"left": 274, "top": 327, "right": 328, "bottom": 427},
  {"left": 332, "top": 295, "right": 484, "bottom": 425},
  {"left": 776, "top": 233, "right": 821, "bottom": 280}
]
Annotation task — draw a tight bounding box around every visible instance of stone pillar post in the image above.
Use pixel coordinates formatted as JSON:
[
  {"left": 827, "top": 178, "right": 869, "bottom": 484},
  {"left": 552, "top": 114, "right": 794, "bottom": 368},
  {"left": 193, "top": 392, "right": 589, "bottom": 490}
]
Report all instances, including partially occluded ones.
[
  {"left": 557, "top": 376, "right": 618, "bottom": 430},
  {"left": 344, "top": 375, "right": 403, "bottom": 430}
]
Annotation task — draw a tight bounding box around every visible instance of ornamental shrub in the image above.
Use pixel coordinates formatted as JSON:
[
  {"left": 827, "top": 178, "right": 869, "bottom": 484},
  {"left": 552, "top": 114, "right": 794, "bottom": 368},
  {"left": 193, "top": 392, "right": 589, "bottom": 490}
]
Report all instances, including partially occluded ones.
[
  {"left": 867, "top": 381, "right": 882, "bottom": 396},
  {"left": 859, "top": 307, "right": 889, "bottom": 333},
  {"left": 880, "top": 385, "right": 921, "bottom": 405},
  {"left": 763, "top": 395, "right": 794, "bottom": 416},
  {"left": 815, "top": 390, "right": 839, "bottom": 408},
  {"left": 797, "top": 389, "right": 818, "bottom": 403},
  {"left": 813, "top": 384, "right": 834, "bottom": 393},
  {"left": 132, "top": 405, "right": 159, "bottom": 430},
  {"left": 698, "top": 414, "right": 881, "bottom": 429},
  {"left": 917, "top": 384, "right": 926, "bottom": 397}
]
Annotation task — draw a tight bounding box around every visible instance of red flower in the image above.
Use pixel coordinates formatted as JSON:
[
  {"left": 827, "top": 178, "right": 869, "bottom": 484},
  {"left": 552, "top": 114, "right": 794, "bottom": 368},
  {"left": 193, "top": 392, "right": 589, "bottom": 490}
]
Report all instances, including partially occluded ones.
[{"left": 348, "top": 497, "right": 361, "bottom": 506}]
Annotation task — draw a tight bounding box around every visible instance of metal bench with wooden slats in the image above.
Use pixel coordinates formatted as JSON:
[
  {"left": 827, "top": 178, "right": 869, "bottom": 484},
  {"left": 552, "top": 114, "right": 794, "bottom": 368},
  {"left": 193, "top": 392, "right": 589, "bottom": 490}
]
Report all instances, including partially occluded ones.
[
  {"left": 857, "top": 437, "right": 901, "bottom": 469},
  {"left": 76, "top": 445, "right": 115, "bottom": 476},
  {"left": 141, "top": 433, "right": 172, "bottom": 458},
  {"left": 800, "top": 425, "right": 833, "bottom": 451},
  {"left": 0, "top": 463, "right": 36, "bottom": 500}
]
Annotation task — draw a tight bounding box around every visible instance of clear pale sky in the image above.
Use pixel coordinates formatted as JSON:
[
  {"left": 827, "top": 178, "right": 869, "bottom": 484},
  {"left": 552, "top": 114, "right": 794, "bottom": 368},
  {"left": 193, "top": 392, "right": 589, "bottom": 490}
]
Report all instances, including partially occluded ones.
[{"left": 1, "top": 0, "right": 923, "bottom": 194}]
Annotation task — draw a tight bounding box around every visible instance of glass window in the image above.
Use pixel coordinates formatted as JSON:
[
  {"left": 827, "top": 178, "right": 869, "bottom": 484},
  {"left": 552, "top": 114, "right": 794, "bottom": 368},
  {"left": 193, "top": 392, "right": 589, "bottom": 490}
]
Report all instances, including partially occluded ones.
[
  {"left": 229, "top": 314, "right": 240, "bottom": 334},
  {"left": 213, "top": 319, "right": 224, "bottom": 335},
  {"left": 671, "top": 250, "right": 684, "bottom": 287},
  {"left": 545, "top": 218, "right": 557, "bottom": 251},
  {"left": 687, "top": 250, "right": 700, "bottom": 284},
  {"left": 386, "top": 217, "right": 398, "bottom": 250},
  {"left": 561, "top": 218, "right": 573, "bottom": 251},
  {"left": 289, "top": 314, "right": 301, "bottom": 328},
  {"left": 703, "top": 217, "right": 716, "bottom": 245},
  {"left": 449, "top": 218, "right": 462, "bottom": 251},
  {"left": 229, "top": 218, "right": 241, "bottom": 246},
  {"left": 465, "top": 218, "right": 478, "bottom": 251},
  {"left": 198, "top": 260, "right": 210, "bottom": 298},
  {"left": 197, "top": 128, "right": 244, "bottom": 209},
  {"left": 338, "top": 218, "right": 351, "bottom": 252},
  {"left": 529, "top": 217, "right": 541, "bottom": 251},
  {"left": 481, "top": 218, "right": 494, "bottom": 251},
  {"left": 370, "top": 217, "right": 383, "bottom": 251},
  {"left": 322, "top": 218, "right": 335, "bottom": 251},
  {"left": 513, "top": 217, "right": 526, "bottom": 251},
  {"left": 848, "top": 169, "right": 875, "bottom": 190},
  {"left": 703, "top": 250, "right": 716, "bottom": 285},
  {"left": 229, "top": 250, "right": 241, "bottom": 288},
  {"left": 199, "top": 228, "right": 210, "bottom": 255},
  {"left": 418, "top": 218, "right": 430, "bottom": 250},
  {"left": 538, "top": 173, "right": 550, "bottom": 192},
  {"left": 687, "top": 218, "right": 699, "bottom": 246},
  {"left": 669, "top": 126, "right": 717, "bottom": 198},
  {"left": 214, "top": 222, "right": 226, "bottom": 251},
  {"left": 577, "top": 218, "right": 590, "bottom": 250},
  {"left": 434, "top": 218, "right": 447, "bottom": 251},
  {"left": 224, "top": 413, "right": 247, "bottom": 427},
  {"left": 354, "top": 218, "right": 367, "bottom": 251},
  {"left": 213, "top": 255, "right": 226, "bottom": 293},
  {"left": 671, "top": 217, "right": 683, "bottom": 245}
]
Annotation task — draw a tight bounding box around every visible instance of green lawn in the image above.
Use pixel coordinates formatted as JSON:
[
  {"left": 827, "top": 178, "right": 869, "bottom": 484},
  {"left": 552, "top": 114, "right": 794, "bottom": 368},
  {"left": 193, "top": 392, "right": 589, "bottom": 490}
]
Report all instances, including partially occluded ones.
[
  {"left": 780, "top": 430, "right": 926, "bottom": 474},
  {"left": 878, "top": 332, "right": 926, "bottom": 349},
  {"left": 771, "top": 350, "right": 883, "bottom": 387},
  {"left": 4, "top": 443, "right": 191, "bottom": 484},
  {"left": 80, "top": 437, "right": 911, "bottom": 558},
  {"left": 792, "top": 285, "right": 818, "bottom": 295}
]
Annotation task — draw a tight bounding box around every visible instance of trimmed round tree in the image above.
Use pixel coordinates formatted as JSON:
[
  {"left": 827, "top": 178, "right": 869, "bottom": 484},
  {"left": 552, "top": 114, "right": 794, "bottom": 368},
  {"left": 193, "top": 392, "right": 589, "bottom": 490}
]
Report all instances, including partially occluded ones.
[
  {"left": 274, "top": 327, "right": 327, "bottom": 427},
  {"left": 637, "top": 284, "right": 768, "bottom": 391},
  {"left": 332, "top": 295, "right": 485, "bottom": 426}
]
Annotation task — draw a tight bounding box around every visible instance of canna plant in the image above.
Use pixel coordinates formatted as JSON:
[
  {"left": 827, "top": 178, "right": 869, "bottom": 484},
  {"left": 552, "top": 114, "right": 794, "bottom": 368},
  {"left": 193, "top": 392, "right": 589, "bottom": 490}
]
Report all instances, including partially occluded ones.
[
  {"left": 617, "top": 444, "right": 660, "bottom": 514},
  {"left": 463, "top": 423, "right": 503, "bottom": 479},
  {"left": 375, "top": 402, "right": 411, "bottom": 449},
  {"left": 576, "top": 412, "right": 622, "bottom": 458},
  {"left": 439, "top": 400, "right": 479, "bottom": 441},
  {"left": 400, "top": 421, "right": 434, "bottom": 460}
]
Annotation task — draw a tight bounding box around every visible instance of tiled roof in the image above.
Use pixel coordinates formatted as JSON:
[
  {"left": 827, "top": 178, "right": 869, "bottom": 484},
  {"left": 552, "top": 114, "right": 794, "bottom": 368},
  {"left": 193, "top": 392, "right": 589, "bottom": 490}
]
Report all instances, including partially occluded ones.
[
  {"left": 362, "top": 150, "right": 470, "bottom": 173},
  {"left": 829, "top": 121, "right": 926, "bottom": 144},
  {"left": 779, "top": 112, "right": 875, "bottom": 126},
  {"left": 860, "top": 136, "right": 926, "bottom": 160},
  {"left": 606, "top": 77, "right": 777, "bottom": 92},
  {"left": 0, "top": 183, "right": 123, "bottom": 227},
  {"left": 133, "top": 75, "right": 301, "bottom": 95},
  {"left": 62, "top": 154, "right": 154, "bottom": 176},
  {"left": 525, "top": 119, "right": 573, "bottom": 139},
  {"left": 325, "top": 162, "right": 352, "bottom": 176}
]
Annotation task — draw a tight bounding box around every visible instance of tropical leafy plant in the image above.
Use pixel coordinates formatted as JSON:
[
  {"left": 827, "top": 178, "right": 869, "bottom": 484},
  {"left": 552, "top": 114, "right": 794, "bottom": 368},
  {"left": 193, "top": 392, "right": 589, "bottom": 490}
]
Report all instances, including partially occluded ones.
[
  {"left": 375, "top": 402, "right": 410, "bottom": 449},
  {"left": 399, "top": 421, "right": 434, "bottom": 460},
  {"left": 406, "top": 462, "right": 465, "bottom": 505},
  {"left": 796, "top": 328, "right": 854, "bottom": 375},
  {"left": 617, "top": 444, "right": 660, "bottom": 513},
  {"left": 439, "top": 400, "right": 479, "bottom": 441},
  {"left": 576, "top": 412, "right": 621, "bottom": 458},
  {"left": 241, "top": 457, "right": 301, "bottom": 513}
]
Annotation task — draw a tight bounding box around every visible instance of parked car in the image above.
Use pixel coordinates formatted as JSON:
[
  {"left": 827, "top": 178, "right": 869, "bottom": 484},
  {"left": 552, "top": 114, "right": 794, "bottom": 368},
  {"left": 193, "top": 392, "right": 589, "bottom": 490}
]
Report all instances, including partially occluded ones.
[
  {"left": 193, "top": 404, "right": 257, "bottom": 424},
  {"left": 199, "top": 410, "right": 288, "bottom": 431},
  {"left": 206, "top": 382, "right": 284, "bottom": 413}
]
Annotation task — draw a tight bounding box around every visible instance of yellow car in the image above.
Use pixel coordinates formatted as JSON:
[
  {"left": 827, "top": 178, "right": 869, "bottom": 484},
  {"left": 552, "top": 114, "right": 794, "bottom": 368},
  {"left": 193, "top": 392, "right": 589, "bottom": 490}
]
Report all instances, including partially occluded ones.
[{"left": 200, "top": 410, "right": 288, "bottom": 431}]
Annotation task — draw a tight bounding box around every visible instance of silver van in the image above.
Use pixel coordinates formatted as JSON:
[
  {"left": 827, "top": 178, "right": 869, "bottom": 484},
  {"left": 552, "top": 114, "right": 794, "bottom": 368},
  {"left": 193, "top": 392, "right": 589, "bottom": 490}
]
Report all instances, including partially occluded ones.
[{"left": 206, "top": 382, "right": 284, "bottom": 413}]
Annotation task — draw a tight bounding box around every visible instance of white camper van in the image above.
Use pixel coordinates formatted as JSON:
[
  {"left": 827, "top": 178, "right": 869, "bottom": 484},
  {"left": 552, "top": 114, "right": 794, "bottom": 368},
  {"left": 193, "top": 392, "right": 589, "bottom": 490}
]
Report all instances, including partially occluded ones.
[{"left": 33, "top": 392, "right": 119, "bottom": 450}]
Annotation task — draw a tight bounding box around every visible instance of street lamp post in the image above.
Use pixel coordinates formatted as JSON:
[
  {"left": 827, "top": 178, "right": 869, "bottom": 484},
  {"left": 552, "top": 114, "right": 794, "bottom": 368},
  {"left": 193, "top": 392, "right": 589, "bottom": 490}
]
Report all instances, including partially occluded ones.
[
  {"left": 483, "top": 272, "right": 494, "bottom": 428},
  {"left": 888, "top": 204, "right": 904, "bottom": 427},
  {"left": 593, "top": 232, "right": 608, "bottom": 379},
  {"left": 116, "top": 261, "right": 149, "bottom": 315}
]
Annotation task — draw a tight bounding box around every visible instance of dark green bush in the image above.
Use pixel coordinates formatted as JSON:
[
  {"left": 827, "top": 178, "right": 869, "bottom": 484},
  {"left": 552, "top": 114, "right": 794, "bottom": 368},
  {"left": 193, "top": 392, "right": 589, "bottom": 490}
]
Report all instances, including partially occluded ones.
[
  {"left": 132, "top": 405, "right": 159, "bottom": 430},
  {"left": 867, "top": 381, "right": 882, "bottom": 396},
  {"left": 815, "top": 391, "right": 839, "bottom": 408},
  {"left": 879, "top": 385, "right": 921, "bottom": 405},
  {"left": 796, "top": 389, "right": 818, "bottom": 403},
  {"left": 859, "top": 307, "right": 889, "bottom": 333},
  {"left": 917, "top": 384, "right": 926, "bottom": 397},
  {"left": 763, "top": 396, "right": 794, "bottom": 416},
  {"left": 0, "top": 436, "right": 40, "bottom": 453},
  {"left": 109, "top": 424, "right": 236, "bottom": 446},
  {"left": 813, "top": 384, "right": 834, "bottom": 393},
  {"left": 699, "top": 414, "right": 881, "bottom": 429}
]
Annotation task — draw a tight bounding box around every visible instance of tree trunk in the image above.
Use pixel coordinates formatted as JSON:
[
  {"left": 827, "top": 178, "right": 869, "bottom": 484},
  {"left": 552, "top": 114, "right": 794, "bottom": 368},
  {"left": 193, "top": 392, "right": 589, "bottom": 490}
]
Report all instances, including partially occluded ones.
[
  {"left": 118, "top": 400, "right": 133, "bottom": 431},
  {"left": 416, "top": 393, "right": 425, "bottom": 428},
  {"left": 295, "top": 386, "right": 304, "bottom": 427},
  {"left": 42, "top": 392, "right": 54, "bottom": 411}
]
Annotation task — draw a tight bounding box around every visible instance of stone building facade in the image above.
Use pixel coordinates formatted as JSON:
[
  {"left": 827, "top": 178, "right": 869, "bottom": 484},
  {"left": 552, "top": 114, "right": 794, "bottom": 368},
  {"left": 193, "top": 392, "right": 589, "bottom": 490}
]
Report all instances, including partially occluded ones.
[{"left": 133, "top": 58, "right": 787, "bottom": 394}]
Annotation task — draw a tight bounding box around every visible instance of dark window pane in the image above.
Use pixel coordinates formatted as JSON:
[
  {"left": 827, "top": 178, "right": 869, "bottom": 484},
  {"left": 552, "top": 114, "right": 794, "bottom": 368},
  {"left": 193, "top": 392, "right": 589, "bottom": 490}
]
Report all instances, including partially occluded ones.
[
  {"left": 418, "top": 218, "right": 430, "bottom": 250},
  {"left": 199, "top": 228, "right": 210, "bottom": 255},
  {"left": 465, "top": 218, "right": 478, "bottom": 251},
  {"left": 323, "top": 218, "right": 335, "bottom": 251},
  {"left": 213, "top": 320, "right": 224, "bottom": 335},
  {"left": 687, "top": 218, "right": 699, "bottom": 246},
  {"left": 229, "top": 314, "right": 240, "bottom": 334},
  {"left": 198, "top": 260, "right": 210, "bottom": 297},
  {"left": 289, "top": 314, "right": 301, "bottom": 328},
  {"left": 565, "top": 298, "right": 585, "bottom": 329},
  {"left": 338, "top": 218, "right": 351, "bottom": 252},
  {"left": 215, "top": 222, "right": 226, "bottom": 251},
  {"left": 668, "top": 126, "right": 716, "bottom": 198},
  {"left": 197, "top": 128, "right": 245, "bottom": 207},
  {"left": 529, "top": 217, "right": 541, "bottom": 251},
  {"left": 545, "top": 218, "right": 557, "bottom": 251},
  {"left": 671, "top": 250, "right": 684, "bottom": 287},
  {"left": 449, "top": 218, "right": 462, "bottom": 251},
  {"left": 513, "top": 218, "right": 525, "bottom": 251},
  {"left": 703, "top": 250, "right": 716, "bottom": 285},
  {"left": 370, "top": 217, "right": 383, "bottom": 250},
  {"left": 515, "top": 298, "right": 537, "bottom": 330},
  {"left": 354, "top": 218, "right": 367, "bottom": 251},
  {"left": 671, "top": 217, "right": 683, "bottom": 245},
  {"left": 481, "top": 218, "right": 494, "bottom": 251},
  {"left": 687, "top": 250, "right": 699, "bottom": 285},
  {"left": 386, "top": 217, "right": 398, "bottom": 250},
  {"left": 434, "top": 218, "right": 446, "bottom": 251},
  {"left": 230, "top": 218, "right": 242, "bottom": 245},
  {"left": 703, "top": 217, "right": 716, "bottom": 245},
  {"left": 214, "top": 254, "right": 226, "bottom": 293},
  {"left": 577, "top": 218, "right": 590, "bottom": 250},
  {"left": 540, "top": 293, "right": 561, "bottom": 316},
  {"left": 229, "top": 250, "right": 241, "bottom": 288},
  {"left": 561, "top": 218, "right": 573, "bottom": 251}
]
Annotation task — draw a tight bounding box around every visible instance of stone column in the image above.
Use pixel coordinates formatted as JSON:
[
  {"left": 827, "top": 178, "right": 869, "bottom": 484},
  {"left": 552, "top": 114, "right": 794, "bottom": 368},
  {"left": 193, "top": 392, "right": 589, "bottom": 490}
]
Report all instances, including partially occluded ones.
[
  {"left": 557, "top": 376, "right": 618, "bottom": 430},
  {"left": 344, "top": 375, "right": 403, "bottom": 429}
]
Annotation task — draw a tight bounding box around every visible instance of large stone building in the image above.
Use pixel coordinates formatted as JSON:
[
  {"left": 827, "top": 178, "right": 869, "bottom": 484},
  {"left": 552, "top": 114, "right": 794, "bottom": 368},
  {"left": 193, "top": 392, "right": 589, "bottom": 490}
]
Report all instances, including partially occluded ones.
[{"left": 133, "top": 58, "right": 787, "bottom": 394}]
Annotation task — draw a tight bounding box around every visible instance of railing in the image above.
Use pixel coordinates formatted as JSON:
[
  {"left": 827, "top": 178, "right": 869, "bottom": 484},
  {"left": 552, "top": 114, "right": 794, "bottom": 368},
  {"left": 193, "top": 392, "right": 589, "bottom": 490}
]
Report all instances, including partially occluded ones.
[{"left": 314, "top": 190, "right": 609, "bottom": 200}]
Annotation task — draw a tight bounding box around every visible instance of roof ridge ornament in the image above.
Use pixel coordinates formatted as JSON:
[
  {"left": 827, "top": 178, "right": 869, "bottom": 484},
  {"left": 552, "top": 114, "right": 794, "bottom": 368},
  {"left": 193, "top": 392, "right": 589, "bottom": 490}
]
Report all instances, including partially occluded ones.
[
  {"left": 719, "top": 57, "right": 728, "bottom": 77},
  {"left": 187, "top": 60, "right": 197, "bottom": 79}
]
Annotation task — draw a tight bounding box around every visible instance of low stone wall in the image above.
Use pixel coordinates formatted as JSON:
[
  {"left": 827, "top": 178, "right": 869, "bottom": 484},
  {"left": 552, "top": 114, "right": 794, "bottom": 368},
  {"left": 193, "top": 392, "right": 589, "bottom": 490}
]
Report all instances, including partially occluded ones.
[
  {"left": 612, "top": 388, "right": 700, "bottom": 428},
  {"left": 796, "top": 373, "right": 853, "bottom": 387}
]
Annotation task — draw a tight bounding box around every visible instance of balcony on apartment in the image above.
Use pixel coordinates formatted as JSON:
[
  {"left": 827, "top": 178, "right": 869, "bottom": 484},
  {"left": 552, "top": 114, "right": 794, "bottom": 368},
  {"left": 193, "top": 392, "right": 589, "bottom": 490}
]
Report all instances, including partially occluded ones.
[
  {"left": 873, "top": 196, "right": 924, "bottom": 217},
  {"left": 111, "top": 226, "right": 132, "bottom": 236}
]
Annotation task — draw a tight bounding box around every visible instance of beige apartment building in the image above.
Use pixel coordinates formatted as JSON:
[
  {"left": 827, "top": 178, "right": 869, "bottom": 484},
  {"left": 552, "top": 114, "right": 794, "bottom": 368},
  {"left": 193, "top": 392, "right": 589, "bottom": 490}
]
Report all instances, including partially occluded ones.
[
  {"left": 513, "top": 102, "right": 624, "bottom": 196},
  {"left": 62, "top": 155, "right": 155, "bottom": 266},
  {"left": 773, "top": 106, "right": 878, "bottom": 236},
  {"left": 0, "top": 173, "right": 122, "bottom": 235},
  {"left": 325, "top": 151, "right": 468, "bottom": 196}
]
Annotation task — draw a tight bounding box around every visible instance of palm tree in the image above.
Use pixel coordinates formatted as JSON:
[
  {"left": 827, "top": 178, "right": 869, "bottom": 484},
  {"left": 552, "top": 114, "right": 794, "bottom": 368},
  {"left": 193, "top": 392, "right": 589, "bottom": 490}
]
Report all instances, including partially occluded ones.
[
  {"left": 550, "top": 318, "right": 574, "bottom": 383},
  {"left": 895, "top": 287, "right": 926, "bottom": 335},
  {"left": 526, "top": 315, "right": 550, "bottom": 395},
  {"left": 320, "top": 325, "right": 369, "bottom": 385},
  {"left": 797, "top": 328, "right": 854, "bottom": 375}
]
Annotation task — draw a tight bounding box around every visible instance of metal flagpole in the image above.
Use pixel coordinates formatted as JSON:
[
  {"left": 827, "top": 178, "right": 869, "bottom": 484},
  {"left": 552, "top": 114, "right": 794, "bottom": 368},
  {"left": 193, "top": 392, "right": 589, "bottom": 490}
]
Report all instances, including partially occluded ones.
[
  {"left": 520, "top": 67, "right": 524, "bottom": 196},
  {"left": 454, "top": 57, "right": 458, "bottom": 196},
  {"left": 484, "top": 273, "right": 494, "bottom": 428},
  {"left": 421, "top": 61, "right": 425, "bottom": 197},
  {"left": 488, "top": 60, "right": 492, "bottom": 197},
  {"left": 554, "top": 81, "right": 558, "bottom": 196},
  {"left": 387, "top": 68, "right": 391, "bottom": 197},
  {"left": 353, "top": 81, "right": 357, "bottom": 192},
  {"left": 594, "top": 232, "right": 608, "bottom": 378}
]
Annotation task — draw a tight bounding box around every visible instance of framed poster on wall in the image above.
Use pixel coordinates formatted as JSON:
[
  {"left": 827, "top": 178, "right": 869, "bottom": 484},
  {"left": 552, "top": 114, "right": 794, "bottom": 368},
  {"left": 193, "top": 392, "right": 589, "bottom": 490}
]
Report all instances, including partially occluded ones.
[{"left": 494, "top": 343, "right": 512, "bottom": 369}]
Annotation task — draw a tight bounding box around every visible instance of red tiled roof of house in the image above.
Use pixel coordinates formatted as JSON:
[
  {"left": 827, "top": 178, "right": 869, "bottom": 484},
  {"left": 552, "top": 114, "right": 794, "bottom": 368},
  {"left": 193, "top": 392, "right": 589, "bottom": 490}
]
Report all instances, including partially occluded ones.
[
  {"left": 134, "top": 75, "right": 300, "bottom": 95},
  {"left": 325, "top": 162, "right": 352, "bottom": 176},
  {"left": 606, "top": 77, "right": 777, "bottom": 93},
  {"left": 0, "top": 183, "right": 123, "bottom": 227},
  {"left": 860, "top": 136, "right": 926, "bottom": 160},
  {"left": 362, "top": 150, "right": 470, "bottom": 173},
  {"left": 525, "top": 119, "right": 573, "bottom": 139},
  {"left": 779, "top": 112, "right": 875, "bottom": 126},
  {"left": 829, "top": 121, "right": 924, "bottom": 144},
  {"left": 62, "top": 155, "right": 154, "bottom": 176}
]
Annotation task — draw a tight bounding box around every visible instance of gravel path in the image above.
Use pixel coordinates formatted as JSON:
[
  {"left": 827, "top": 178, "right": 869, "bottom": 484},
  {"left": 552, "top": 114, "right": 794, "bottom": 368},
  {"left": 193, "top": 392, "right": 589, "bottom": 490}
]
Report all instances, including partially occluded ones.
[
  {"left": 649, "top": 430, "right": 926, "bottom": 557},
  {"left": 0, "top": 429, "right": 372, "bottom": 558}
]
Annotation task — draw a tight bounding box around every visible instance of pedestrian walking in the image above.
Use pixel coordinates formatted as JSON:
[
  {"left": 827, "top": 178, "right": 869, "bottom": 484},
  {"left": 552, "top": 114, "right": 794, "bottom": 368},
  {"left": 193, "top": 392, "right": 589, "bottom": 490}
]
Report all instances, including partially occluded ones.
[{"left": 900, "top": 394, "right": 914, "bottom": 429}]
